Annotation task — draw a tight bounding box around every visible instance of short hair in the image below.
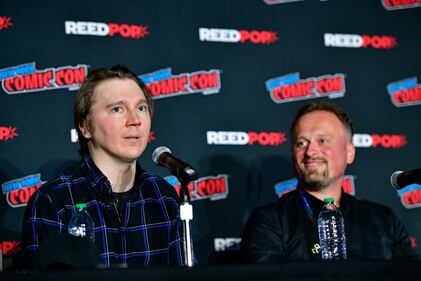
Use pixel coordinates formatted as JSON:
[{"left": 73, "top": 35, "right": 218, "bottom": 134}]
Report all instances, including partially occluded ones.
[
  {"left": 290, "top": 101, "right": 354, "bottom": 142},
  {"left": 73, "top": 65, "right": 153, "bottom": 155}
]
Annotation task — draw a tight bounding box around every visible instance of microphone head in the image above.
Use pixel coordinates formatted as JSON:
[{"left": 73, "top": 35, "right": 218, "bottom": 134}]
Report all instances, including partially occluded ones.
[
  {"left": 152, "top": 146, "right": 171, "bottom": 165},
  {"left": 390, "top": 170, "right": 403, "bottom": 189}
]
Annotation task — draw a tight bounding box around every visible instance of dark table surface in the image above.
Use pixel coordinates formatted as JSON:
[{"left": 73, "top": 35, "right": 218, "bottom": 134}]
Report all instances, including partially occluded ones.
[{"left": 1, "top": 260, "right": 421, "bottom": 281}]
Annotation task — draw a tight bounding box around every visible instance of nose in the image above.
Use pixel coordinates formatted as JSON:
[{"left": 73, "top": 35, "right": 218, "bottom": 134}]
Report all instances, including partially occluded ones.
[
  {"left": 126, "top": 109, "right": 141, "bottom": 127},
  {"left": 304, "top": 140, "right": 319, "bottom": 158}
]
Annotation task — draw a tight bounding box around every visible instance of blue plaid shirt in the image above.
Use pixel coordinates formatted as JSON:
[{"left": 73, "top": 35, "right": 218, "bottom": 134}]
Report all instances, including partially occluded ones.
[{"left": 21, "top": 154, "right": 183, "bottom": 268}]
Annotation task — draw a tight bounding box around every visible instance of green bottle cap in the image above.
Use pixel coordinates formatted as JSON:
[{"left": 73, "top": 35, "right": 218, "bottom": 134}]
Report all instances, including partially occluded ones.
[
  {"left": 75, "top": 203, "right": 87, "bottom": 210},
  {"left": 324, "top": 198, "right": 335, "bottom": 204}
]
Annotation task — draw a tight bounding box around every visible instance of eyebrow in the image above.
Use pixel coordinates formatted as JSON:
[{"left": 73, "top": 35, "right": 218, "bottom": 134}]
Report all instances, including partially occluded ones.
[{"left": 105, "top": 99, "right": 148, "bottom": 108}]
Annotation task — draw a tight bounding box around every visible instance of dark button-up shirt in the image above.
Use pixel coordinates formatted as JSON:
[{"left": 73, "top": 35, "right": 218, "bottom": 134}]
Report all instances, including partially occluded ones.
[
  {"left": 21, "top": 154, "right": 183, "bottom": 268},
  {"left": 241, "top": 189, "right": 418, "bottom": 263}
]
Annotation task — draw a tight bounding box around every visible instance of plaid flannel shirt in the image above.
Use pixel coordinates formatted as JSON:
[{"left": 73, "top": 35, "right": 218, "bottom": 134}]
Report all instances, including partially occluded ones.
[{"left": 21, "top": 154, "right": 183, "bottom": 268}]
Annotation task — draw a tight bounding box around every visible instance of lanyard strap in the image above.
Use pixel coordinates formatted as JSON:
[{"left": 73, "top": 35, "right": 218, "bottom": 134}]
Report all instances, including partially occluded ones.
[{"left": 298, "top": 188, "right": 316, "bottom": 226}]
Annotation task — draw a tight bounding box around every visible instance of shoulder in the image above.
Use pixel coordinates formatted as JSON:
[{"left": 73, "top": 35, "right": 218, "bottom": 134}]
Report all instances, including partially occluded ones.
[
  {"left": 247, "top": 190, "right": 300, "bottom": 224},
  {"left": 29, "top": 163, "right": 86, "bottom": 208},
  {"left": 252, "top": 189, "right": 299, "bottom": 213},
  {"left": 344, "top": 193, "right": 397, "bottom": 222},
  {"left": 138, "top": 169, "right": 179, "bottom": 200}
]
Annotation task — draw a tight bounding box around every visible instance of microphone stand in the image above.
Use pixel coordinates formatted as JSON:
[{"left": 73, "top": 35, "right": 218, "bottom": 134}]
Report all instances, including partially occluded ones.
[{"left": 179, "top": 179, "right": 194, "bottom": 267}]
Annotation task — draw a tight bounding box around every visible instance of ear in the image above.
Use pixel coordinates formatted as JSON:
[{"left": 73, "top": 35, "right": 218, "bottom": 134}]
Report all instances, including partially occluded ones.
[
  {"left": 79, "top": 122, "right": 92, "bottom": 139},
  {"left": 346, "top": 142, "right": 355, "bottom": 165}
]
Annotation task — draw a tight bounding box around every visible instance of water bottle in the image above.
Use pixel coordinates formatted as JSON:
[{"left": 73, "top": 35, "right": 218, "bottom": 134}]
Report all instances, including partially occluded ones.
[
  {"left": 68, "top": 203, "right": 95, "bottom": 241},
  {"left": 317, "top": 198, "right": 347, "bottom": 260}
]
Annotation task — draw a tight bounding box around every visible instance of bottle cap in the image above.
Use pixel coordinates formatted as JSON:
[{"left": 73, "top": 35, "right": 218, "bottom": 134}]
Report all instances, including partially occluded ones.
[
  {"left": 75, "top": 203, "right": 87, "bottom": 210},
  {"left": 323, "top": 198, "right": 334, "bottom": 204}
]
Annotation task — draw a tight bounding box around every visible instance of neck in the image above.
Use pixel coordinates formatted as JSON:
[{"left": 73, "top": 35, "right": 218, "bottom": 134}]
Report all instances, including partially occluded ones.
[
  {"left": 300, "top": 181, "right": 343, "bottom": 207},
  {"left": 90, "top": 153, "right": 137, "bottom": 193}
]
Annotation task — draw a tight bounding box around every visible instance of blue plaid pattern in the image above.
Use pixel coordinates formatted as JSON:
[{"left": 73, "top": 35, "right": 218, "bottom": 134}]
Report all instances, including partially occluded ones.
[{"left": 21, "top": 154, "right": 183, "bottom": 268}]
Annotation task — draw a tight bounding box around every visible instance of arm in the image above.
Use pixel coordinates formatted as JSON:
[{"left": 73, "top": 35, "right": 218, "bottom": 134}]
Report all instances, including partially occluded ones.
[
  {"left": 388, "top": 210, "right": 419, "bottom": 260},
  {"left": 241, "top": 204, "right": 284, "bottom": 264},
  {"left": 20, "top": 190, "right": 63, "bottom": 261},
  {"left": 168, "top": 215, "right": 183, "bottom": 266}
]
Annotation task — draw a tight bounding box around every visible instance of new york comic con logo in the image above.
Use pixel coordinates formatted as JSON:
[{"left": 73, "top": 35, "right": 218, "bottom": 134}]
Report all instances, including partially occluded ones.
[
  {"left": 382, "top": 0, "right": 421, "bottom": 10},
  {"left": 65, "top": 21, "right": 149, "bottom": 39},
  {"left": 387, "top": 77, "right": 421, "bottom": 107},
  {"left": 0, "top": 62, "right": 88, "bottom": 95},
  {"left": 139, "top": 68, "right": 221, "bottom": 99},
  {"left": 199, "top": 28, "right": 278, "bottom": 44},
  {"left": 1, "top": 174, "right": 45, "bottom": 208},
  {"left": 165, "top": 174, "right": 229, "bottom": 201},
  {"left": 266, "top": 72, "right": 346, "bottom": 104},
  {"left": 0, "top": 16, "right": 13, "bottom": 30},
  {"left": 398, "top": 184, "right": 421, "bottom": 209},
  {"left": 274, "top": 176, "right": 356, "bottom": 197}
]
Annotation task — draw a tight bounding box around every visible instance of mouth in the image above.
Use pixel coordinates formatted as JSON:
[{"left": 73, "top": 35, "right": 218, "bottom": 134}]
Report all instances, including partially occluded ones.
[
  {"left": 302, "top": 159, "right": 326, "bottom": 169},
  {"left": 124, "top": 136, "right": 141, "bottom": 141}
]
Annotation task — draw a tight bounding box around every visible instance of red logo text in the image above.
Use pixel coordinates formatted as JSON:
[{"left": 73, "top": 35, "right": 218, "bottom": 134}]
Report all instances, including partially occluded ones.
[
  {"left": 65, "top": 21, "right": 149, "bottom": 39},
  {"left": 199, "top": 28, "right": 278, "bottom": 44},
  {"left": 353, "top": 133, "right": 407, "bottom": 149},
  {"left": 0, "top": 126, "right": 18, "bottom": 141}
]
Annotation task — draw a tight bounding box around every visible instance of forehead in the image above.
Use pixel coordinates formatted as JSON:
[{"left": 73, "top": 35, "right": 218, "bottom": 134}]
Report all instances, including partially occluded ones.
[
  {"left": 92, "top": 78, "right": 145, "bottom": 104},
  {"left": 294, "top": 110, "right": 344, "bottom": 136}
]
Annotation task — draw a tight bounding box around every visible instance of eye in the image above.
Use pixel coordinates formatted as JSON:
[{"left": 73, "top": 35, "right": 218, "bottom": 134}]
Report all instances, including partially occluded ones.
[
  {"left": 319, "top": 138, "right": 328, "bottom": 144},
  {"left": 111, "top": 107, "right": 121, "bottom": 113},
  {"left": 295, "top": 140, "right": 308, "bottom": 148},
  {"left": 138, "top": 105, "right": 148, "bottom": 112}
]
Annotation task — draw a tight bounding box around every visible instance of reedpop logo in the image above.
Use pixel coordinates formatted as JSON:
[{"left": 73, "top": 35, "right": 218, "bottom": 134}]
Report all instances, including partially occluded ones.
[
  {"left": 65, "top": 21, "right": 149, "bottom": 39},
  {"left": 199, "top": 27, "right": 278, "bottom": 44},
  {"left": 324, "top": 33, "right": 397, "bottom": 49},
  {"left": 207, "top": 131, "right": 287, "bottom": 146},
  {"left": 0, "top": 126, "right": 18, "bottom": 141},
  {"left": 353, "top": 133, "right": 407, "bottom": 149},
  {"left": 0, "top": 16, "right": 13, "bottom": 30}
]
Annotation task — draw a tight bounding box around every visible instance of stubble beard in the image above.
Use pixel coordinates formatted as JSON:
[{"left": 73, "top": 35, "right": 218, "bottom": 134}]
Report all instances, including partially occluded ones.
[{"left": 299, "top": 163, "right": 333, "bottom": 191}]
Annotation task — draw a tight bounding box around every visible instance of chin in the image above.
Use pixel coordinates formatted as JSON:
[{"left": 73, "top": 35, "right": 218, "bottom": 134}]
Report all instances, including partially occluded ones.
[{"left": 120, "top": 150, "right": 144, "bottom": 162}]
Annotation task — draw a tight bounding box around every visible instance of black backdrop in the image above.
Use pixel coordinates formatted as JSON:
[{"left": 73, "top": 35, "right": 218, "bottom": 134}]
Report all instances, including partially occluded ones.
[{"left": 0, "top": 0, "right": 420, "bottom": 265}]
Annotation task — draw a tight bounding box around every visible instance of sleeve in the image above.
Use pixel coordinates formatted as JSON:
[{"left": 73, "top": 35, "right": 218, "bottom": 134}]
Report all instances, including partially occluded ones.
[
  {"left": 241, "top": 204, "right": 284, "bottom": 264},
  {"left": 168, "top": 215, "right": 183, "bottom": 267},
  {"left": 159, "top": 177, "right": 183, "bottom": 266},
  {"left": 387, "top": 209, "right": 419, "bottom": 260},
  {"left": 20, "top": 190, "right": 63, "bottom": 260}
]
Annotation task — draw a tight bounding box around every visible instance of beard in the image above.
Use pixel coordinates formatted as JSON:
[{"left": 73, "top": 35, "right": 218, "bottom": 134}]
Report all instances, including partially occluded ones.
[
  {"left": 300, "top": 168, "right": 330, "bottom": 191},
  {"left": 297, "top": 158, "right": 336, "bottom": 191}
]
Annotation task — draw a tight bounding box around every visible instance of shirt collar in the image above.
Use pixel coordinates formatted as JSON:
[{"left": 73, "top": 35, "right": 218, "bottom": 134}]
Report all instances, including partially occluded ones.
[{"left": 80, "top": 154, "right": 145, "bottom": 198}]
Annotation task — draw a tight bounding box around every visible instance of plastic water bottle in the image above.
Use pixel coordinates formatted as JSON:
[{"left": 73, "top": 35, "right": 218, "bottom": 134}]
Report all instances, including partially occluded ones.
[
  {"left": 68, "top": 203, "right": 95, "bottom": 241},
  {"left": 317, "top": 198, "right": 347, "bottom": 260}
]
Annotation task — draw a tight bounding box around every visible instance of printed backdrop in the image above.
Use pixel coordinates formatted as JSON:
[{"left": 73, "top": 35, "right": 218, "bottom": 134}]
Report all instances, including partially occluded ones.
[{"left": 0, "top": 0, "right": 420, "bottom": 266}]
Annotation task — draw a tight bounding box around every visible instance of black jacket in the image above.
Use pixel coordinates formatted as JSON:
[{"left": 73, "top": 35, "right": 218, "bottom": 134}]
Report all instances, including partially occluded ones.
[{"left": 241, "top": 189, "right": 418, "bottom": 263}]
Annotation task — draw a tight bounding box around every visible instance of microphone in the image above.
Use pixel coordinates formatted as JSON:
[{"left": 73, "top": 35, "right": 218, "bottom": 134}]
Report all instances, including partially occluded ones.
[
  {"left": 152, "top": 146, "right": 198, "bottom": 183},
  {"left": 390, "top": 167, "right": 421, "bottom": 190}
]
